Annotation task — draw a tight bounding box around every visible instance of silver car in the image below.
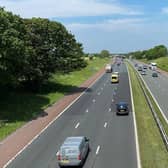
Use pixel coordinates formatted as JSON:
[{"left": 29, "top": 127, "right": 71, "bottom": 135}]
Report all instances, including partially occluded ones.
[{"left": 57, "top": 136, "right": 90, "bottom": 167}]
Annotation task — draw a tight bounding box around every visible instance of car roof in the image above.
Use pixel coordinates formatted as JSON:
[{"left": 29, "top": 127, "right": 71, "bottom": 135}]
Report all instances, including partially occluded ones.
[
  {"left": 117, "top": 102, "right": 127, "bottom": 105},
  {"left": 112, "top": 73, "right": 118, "bottom": 76}
]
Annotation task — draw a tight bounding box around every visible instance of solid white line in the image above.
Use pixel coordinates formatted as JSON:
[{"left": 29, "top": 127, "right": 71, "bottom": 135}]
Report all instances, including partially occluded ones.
[
  {"left": 96, "top": 146, "right": 100, "bottom": 155},
  {"left": 104, "top": 122, "right": 107, "bottom": 128},
  {"left": 3, "top": 72, "right": 106, "bottom": 168},
  {"left": 75, "top": 122, "right": 80, "bottom": 129},
  {"left": 127, "top": 63, "right": 142, "bottom": 168},
  {"left": 109, "top": 108, "right": 111, "bottom": 112}
]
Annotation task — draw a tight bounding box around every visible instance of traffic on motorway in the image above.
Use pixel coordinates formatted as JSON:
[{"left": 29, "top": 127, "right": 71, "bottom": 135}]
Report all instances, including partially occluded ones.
[
  {"left": 132, "top": 60, "right": 168, "bottom": 122},
  {"left": 6, "top": 59, "right": 138, "bottom": 168}
]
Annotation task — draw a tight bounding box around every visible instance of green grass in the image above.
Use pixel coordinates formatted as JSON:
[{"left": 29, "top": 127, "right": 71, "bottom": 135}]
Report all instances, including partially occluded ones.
[
  {"left": 139, "top": 57, "right": 168, "bottom": 72},
  {"left": 0, "top": 57, "right": 110, "bottom": 141},
  {"left": 127, "top": 62, "right": 168, "bottom": 168},
  {"left": 153, "top": 57, "right": 168, "bottom": 72}
]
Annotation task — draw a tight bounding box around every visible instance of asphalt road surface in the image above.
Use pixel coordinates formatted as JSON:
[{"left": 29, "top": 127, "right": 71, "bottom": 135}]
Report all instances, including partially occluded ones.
[
  {"left": 132, "top": 60, "right": 168, "bottom": 122},
  {"left": 7, "top": 63, "right": 137, "bottom": 168}
]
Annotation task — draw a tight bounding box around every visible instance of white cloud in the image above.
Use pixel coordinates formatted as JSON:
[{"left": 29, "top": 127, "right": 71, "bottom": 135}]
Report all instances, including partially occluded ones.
[
  {"left": 66, "top": 18, "right": 146, "bottom": 32},
  {"left": 162, "top": 7, "right": 168, "bottom": 14},
  {"left": 0, "top": 0, "right": 142, "bottom": 18}
]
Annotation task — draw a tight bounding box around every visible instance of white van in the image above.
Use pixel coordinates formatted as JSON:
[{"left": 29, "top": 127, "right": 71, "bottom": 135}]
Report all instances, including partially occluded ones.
[{"left": 149, "top": 62, "right": 157, "bottom": 70}]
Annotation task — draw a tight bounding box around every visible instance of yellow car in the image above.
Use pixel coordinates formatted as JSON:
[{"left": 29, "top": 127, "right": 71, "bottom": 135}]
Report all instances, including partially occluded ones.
[{"left": 111, "top": 73, "right": 119, "bottom": 83}]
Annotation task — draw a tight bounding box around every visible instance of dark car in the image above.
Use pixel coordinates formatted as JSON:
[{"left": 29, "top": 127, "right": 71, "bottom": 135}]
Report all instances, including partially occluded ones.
[
  {"left": 134, "top": 63, "right": 138, "bottom": 67},
  {"left": 116, "top": 102, "right": 129, "bottom": 115},
  {"left": 143, "top": 65, "right": 148, "bottom": 69},
  {"left": 152, "top": 72, "right": 158, "bottom": 77}
]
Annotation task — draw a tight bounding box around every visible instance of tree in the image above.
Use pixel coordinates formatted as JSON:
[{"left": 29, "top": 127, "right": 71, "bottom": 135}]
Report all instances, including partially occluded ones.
[
  {"left": 22, "top": 18, "right": 87, "bottom": 88},
  {"left": 0, "top": 7, "right": 27, "bottom": 86},
  {"left": 100, "top": 50, "right": 110, "bottom": 57},
  {"left": 0, "top": 8, "right": 87, "bottom": 90}
]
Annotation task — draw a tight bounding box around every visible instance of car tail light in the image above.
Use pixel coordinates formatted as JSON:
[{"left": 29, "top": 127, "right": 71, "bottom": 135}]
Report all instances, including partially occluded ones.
[
  {"left": 78, "top": 154, "right": 81, "bottom": 160},
  {"left": 57, "top": 152, "right": 61, "bottom": 160}
]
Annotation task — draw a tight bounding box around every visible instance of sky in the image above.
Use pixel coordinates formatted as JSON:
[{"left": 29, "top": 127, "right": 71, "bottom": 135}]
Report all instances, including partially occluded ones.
[{"left": 0, "top": 0, "right": 168, "bottom": 53}]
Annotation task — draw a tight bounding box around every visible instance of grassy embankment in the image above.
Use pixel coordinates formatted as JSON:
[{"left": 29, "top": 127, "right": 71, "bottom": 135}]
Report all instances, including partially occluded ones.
[
  {"left": 0, "top": 57, "right": 110, "bottom": 141},
  {"left": 127, "top": 63, "right": 168, "bottom": 168}
]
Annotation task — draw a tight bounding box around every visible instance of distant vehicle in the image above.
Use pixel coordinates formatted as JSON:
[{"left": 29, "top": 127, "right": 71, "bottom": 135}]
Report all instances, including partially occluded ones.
[
  {"left": 134, "top": 63, "right": 138, "bottom": 67},
  {"left": 116, "top": 102, "right": 129, "bottom": 115},
  {"left": 57, "top": 136, "right": 90, "bottom": 167},
  {"left": 149, "top": 62, "right": 157, "bottom": 71},
  {"left": 152, "top": 72, "right": 158, "bottom": 77},
  {"left": 111, "top": 73, "right": 119, "bottom": 83},
  {"left": 141, "top": 70, "right": 146, "bottom": 75},
  {"left": 105, "top": 64, "right": 112, "bottom": 73},
  {"left": 143, "top": 65, "right": 148, "bottom": 69},
  {"left": 113, "top": 71, "right": 119, "bottom": 75},
  {"left": 138, "top": 66, "right": 143, "bottom": 71}
]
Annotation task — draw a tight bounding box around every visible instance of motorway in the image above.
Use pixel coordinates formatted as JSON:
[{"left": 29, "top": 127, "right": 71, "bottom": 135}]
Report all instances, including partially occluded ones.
[
  {"left": 7, "top": 63, "right": 137, "bottom": 168},
  {"left": 132, "top": 60, "right": 168, "bottom": 122}
]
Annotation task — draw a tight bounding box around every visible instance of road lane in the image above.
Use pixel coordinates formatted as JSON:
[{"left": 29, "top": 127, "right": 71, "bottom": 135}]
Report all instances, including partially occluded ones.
[
  {"left": 132, "top": 60, "right": 168, "bottom": 122},
  {"left": 7, "top": 63, "right": 137, "bottom": 168}
]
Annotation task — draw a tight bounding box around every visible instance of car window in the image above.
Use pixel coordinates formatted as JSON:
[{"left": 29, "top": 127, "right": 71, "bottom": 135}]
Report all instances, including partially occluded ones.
[{"left": 61, "top": 148, "right": 79, "bottom": 155}]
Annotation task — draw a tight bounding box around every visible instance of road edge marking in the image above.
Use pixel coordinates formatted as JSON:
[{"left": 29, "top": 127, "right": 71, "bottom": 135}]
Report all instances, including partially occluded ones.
[
  {"left": 126, "top": 63, "right": 142, "bottom": 168},
  {"left": 3, "top": 72, "right": 106, "bottom": 168}
]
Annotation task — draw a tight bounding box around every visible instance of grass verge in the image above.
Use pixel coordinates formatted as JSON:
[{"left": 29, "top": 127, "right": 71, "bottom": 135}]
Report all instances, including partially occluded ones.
[
  {"left": 127, "top": 62, "right": 168, "bottom": 168},
  {"left": 0, "top": 57, "right": 110, "bottom": 141}
]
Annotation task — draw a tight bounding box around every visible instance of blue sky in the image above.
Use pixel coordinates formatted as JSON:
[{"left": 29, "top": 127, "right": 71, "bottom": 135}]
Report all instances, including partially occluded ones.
[{"left": 1, "top": 0, "right": 168, "bottom": 53}]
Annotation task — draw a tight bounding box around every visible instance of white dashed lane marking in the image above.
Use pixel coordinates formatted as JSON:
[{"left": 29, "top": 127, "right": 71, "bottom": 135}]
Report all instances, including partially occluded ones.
[
  {"left": 92, "top": 99, "right": 96, "bottom": 103},
  {"left": 96, "top": 146, "right": 100, "bottom": 155},
  {"left": 75, "top": 122, "right": 80, "bottom": 129},
  {"left": 104, "top": 122, "right": 107, "bottom": 128},
  {"left": 85, "top": 109, "right": 89, "bottom": 113}
]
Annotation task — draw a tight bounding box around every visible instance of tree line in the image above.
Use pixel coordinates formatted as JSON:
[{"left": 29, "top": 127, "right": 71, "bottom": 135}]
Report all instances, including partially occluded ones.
[
  {"left": 129, "top": 45, "right": 168, "bottom": 60},
  {"left": 0, "top": 7, "right": 87, "bottom": 90}
]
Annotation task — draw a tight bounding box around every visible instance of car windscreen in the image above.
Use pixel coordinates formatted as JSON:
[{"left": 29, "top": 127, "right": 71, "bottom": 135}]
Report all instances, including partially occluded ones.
[{"left": 61, "top": 147, "right": 79, "bottom": 155}]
